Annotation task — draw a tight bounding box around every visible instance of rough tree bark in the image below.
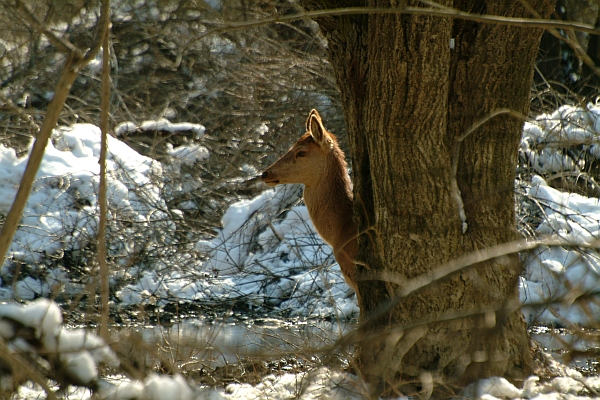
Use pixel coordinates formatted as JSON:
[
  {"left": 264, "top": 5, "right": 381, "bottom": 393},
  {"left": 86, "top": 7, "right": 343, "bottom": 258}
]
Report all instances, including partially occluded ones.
[{"left": 299, "top": 0, "right": 556, "bottom": 397}]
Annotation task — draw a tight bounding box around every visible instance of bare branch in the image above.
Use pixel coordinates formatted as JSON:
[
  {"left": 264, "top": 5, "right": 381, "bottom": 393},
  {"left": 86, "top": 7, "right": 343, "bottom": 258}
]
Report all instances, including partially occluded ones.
[
  {"left": 82, "top": 0, "right": 112, "bottom": 64},
  {"left": 14, "top": 0, "right": 81, "bottom": 56},
  {"left": 195, "top": 5, "right": 599, "bottom": 40},
  {"left": 357, "top": 235, "right": 600, "bottom": 299},
  {"left": 0, "top": 340, "right": 59, "bottom": 400},
  {"left": 0, "top": 53, "right": 81, "bottom": 266},
  {"left": 98, "top": 0, "right": 111, "bottom": 342},
  {"left": 0, "top": 91, "right": 40, "bottom": 135},
  {"left": 519, "top": 0, "right": 600, "bottom": 80}
]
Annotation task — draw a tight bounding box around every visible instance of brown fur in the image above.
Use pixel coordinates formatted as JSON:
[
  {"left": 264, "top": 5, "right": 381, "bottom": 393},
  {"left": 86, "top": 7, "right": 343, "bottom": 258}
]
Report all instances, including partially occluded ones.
[{"left": 261, "top": 110, "right": 358, "bottom": 293}]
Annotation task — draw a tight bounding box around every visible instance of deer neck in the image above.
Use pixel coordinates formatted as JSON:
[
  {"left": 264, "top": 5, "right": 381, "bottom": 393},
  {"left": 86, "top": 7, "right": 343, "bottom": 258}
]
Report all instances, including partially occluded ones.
[{"left": 302, "top": 154, "right": 355, "bottom": 251}]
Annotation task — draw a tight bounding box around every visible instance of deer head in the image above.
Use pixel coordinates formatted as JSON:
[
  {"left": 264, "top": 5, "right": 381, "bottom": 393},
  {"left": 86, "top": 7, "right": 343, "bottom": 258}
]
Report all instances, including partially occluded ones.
[{"left": 261, "top": 109, "right": 337, "bottom": 188}]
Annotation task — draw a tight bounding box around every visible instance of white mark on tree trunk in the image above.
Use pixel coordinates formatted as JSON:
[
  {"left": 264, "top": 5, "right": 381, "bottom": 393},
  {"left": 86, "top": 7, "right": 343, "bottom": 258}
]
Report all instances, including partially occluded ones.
[
  {"left": 452, "top": 177, "right": 468, "bottom": 233},
  {"left": 451, "top": 108, "right": 529, "bottom": 235}
]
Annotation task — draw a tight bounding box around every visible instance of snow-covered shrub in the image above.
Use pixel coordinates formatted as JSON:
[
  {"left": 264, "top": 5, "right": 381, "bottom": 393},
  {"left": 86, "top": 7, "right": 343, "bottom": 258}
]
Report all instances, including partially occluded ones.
[
  {"left": 518, "top": 103, "right": 600, "bottom": 325},
  {"left": 0, "top": 120, "right": 358, "bottom": 319},
  {"left": 116, "top": 183, "right": 359, "bottom": 318},
  {"left": 520, "top": 176, "right": 600, "bottom": 325},
  {"left": 519, "top": 103, "right": 600, "bottom": 196},
  {"left": 0, "top": 124, "right": 183, "bottom": 302},
  {"left": 0, "top": 299, "right": 118, "bottom": 393}
]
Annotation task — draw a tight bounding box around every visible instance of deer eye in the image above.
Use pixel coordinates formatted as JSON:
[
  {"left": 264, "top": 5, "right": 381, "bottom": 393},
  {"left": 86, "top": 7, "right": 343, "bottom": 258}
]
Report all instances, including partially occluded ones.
[{"left": 296, "top": 151, "right": 308, "bottom": 158}]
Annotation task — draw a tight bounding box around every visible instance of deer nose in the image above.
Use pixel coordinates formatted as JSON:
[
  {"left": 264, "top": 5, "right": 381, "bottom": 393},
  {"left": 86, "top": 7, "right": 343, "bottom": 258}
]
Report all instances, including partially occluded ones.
[{"left": 261, "top": 171, "right": 269, "bottom": 179}]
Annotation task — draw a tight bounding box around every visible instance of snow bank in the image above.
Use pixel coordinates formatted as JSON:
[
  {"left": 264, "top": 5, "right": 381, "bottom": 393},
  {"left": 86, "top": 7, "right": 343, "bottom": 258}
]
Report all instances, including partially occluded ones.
[
  {"left": 3, "top": 105, "right": 600, "bottom": 323},
  {"left": 518, "top": 104, "right": 600, "bottom": 325},
  {"left": 98, "top": 366, "right": 363, "bottom": 400},
  {"left": 0, "top": 120, "right": 357, "bottom": 319},
  {"left": 117, "top": 183, "right": 359, "bottom": 318},
  {"left": 520, "top": 103, "right": 600, "bottom": 175},
  {"left": 0, "top": 123, "right": 174, "bottom": 302},
  {"left": 521, "top": 176, "right": 600, "bottom": 325}
]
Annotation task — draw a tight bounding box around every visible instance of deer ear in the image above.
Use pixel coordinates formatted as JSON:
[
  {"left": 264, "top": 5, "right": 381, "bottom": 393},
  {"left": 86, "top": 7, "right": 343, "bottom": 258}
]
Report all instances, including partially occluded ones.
[
  {"left": 306, "top": 109, "right": 316, "bottom": 133},
  {"left": 307, "top": 109, "right": 328, "bottom": 148}
]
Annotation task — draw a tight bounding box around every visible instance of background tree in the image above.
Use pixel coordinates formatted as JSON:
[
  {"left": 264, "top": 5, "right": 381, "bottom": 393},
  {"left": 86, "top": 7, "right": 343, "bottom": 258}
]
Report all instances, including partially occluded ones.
[{"left": 299, "top": 0, "right": 556, "bottom": 397}]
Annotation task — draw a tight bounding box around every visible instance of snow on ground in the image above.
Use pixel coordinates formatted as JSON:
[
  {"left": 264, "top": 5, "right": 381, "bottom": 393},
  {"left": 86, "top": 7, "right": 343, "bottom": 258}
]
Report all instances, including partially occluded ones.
[
  {"left": 519, "top": 104, "right": 600, "bottom": 326},
  {"left": 521, "top": 177, "right": 600, "bottom": 325},
  {"left": 0, "top": 123, "right": 175, "bottom": 301},
  {"left": 0, "top": 121, "right": 355, "bottom": 318},
  {"left": 3, "top": 105, "right": 600, "bottom": 397},
  {"left": 2, "top": 107, "right": 600, "bottom": 322}
]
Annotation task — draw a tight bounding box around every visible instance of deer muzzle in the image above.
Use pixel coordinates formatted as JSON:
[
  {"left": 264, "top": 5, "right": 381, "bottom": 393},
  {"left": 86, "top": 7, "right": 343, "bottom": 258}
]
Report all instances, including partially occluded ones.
[{"left": 261, "top": 171, "right": 279, "bottom": 186}]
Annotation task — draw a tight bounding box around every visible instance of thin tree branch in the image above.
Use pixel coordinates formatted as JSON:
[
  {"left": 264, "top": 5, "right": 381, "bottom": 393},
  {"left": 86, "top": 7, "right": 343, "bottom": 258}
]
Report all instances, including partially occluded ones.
[
  {"left": 0, "top": 340, "right": 59, "bottom": 400},
  {"left": 0, "top": 92, "right": 40, "bottom": 135},
  {"left": 98, "top": 0, "right": 111, "bottom": 342},
  {"left": 358, "top": 235, "right": 598, "bottom": 298},
  {"left": 194, "top": 6, "right": 599, "bottom": 41},
  {"left": 14, "top": 0, "right": 81, "bottom": 55},
  {"left": 0, "top": 53, "right": 80, "bottom": 265},
  {"left": 518, "top": 0, "right": 600, "bottom": 79},
  {"left": 12, "top": 0, "right": 107, "bottom": 65},
  {"left": 82, "top": 2, "right": 111, "bottom": 65}
]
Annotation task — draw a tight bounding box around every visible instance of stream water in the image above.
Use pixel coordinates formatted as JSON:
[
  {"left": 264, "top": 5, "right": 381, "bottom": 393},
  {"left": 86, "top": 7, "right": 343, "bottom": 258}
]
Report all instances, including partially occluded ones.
[
  {"left": 112, "top": 317, "right": 356, "bottom": 372},
  {"left": 112, "top": 318, "right": 600, "bottom": 376},
  {"left": 531, "top": 326, "right": 600, "bottom": 375}
]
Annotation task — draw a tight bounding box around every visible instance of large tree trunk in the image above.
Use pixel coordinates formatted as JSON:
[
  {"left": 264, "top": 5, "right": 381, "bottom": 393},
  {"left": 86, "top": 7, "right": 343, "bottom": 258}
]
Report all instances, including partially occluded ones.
[{"left": 301, "top": 0, "right": 556, "bottom": 397}]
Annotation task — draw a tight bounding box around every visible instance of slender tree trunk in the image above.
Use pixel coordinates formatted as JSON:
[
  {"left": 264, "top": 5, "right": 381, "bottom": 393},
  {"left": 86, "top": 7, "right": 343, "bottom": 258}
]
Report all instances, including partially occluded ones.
[
  {"left": 98, "top": 2, "right": 111, "bottom": 342},
  {"left": 300, "top": 0, "right": 555, "bottom": 397}
]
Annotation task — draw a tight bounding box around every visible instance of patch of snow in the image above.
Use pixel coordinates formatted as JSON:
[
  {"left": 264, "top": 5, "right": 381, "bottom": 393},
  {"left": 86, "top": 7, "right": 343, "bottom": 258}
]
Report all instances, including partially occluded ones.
[
  {"left": 521, "top": 176, "right": 600, "bottom": 325},
  {"left": 114, "top": 119, "right": 207, "bottom": 139},
  {"left": 166, "top": 143, "right": 209, "bottom": 166}
]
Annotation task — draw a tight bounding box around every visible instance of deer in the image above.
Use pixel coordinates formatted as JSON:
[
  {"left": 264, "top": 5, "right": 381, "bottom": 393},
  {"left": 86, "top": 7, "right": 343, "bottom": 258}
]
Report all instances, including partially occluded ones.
[{"left": 261, "top": 109, "right": 359, "bottom": 295}]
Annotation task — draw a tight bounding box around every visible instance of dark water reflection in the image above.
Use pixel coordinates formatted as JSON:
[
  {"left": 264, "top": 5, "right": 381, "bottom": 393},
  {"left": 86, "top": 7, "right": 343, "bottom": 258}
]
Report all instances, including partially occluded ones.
[
  {"left": 113, "top": 318, "right": 600, "bottom": 378},
  {"left": 114, "top": 318, "right": 356, "bottom": 372},
  {"left": 531, "top": 326, "right": 600, "bottom": 376}
]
